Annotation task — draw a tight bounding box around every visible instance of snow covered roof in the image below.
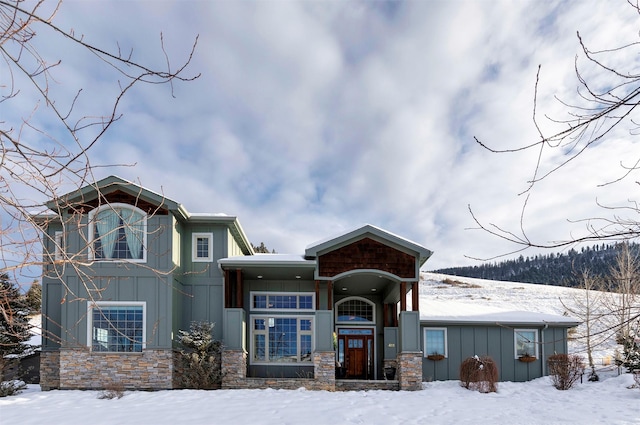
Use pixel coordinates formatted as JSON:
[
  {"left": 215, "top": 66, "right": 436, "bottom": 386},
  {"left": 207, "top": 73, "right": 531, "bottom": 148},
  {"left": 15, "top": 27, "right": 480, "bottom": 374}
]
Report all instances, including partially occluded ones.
[
  {"left": 305, "top": 223, "right": 433, "bottom": 265},
  {"left": 420, "top": 301, "right": 580, "bottom": 327},
  {"left": 218, "top": 254, "right": 316, "bottom": 267}
]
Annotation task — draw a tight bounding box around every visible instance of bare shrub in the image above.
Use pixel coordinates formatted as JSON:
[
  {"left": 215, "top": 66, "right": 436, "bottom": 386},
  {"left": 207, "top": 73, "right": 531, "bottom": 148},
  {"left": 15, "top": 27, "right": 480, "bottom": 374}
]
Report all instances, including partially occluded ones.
[
  {"left": 442, "top": 278, "right": 482, "bottom": 289},
  {"left": 98, "top": 383, "right": 125, "bottom": 399},
  {"left": 459, "top": 355, "right": 498, "bottom": 393},
  {"left": 547, "top": 353, "right": 585, "bottom": 390}
]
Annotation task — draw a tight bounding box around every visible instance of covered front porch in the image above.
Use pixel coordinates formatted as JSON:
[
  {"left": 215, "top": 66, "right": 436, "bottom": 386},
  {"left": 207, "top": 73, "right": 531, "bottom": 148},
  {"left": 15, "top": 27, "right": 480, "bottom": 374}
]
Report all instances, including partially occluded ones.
[{"left": 217, "top": 224, "right": 432, "bottom": 391}]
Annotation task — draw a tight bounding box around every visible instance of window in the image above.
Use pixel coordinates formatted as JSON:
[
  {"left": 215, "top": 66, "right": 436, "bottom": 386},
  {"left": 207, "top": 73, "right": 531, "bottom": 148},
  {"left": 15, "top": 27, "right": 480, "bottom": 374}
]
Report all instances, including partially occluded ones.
[
  {"left": 515, "top": 329, "right": 538, "bottom": 358},
  {"left": 336, "top": 297, "right": 375, "bottom": 323},
  {"left": 251, "top": 316, "right": 313, "bottom": 364},
  {"left": 88, "top": 302, "right": 146, "bottom": 352},
  {"left": 424, "top": 328, "right": 447, "bottom": 358},
  {"left": 251, "top": 292, "right": 315, "bottom": 311},
  {"left": 54, "top": 231, "right": 64, "bottom": 261},
  {"left": 192, "top": 233, "right": 213, "bottom": 262},
  {"left": 88, "top": 204, "right": 147, "bottom": 261}
]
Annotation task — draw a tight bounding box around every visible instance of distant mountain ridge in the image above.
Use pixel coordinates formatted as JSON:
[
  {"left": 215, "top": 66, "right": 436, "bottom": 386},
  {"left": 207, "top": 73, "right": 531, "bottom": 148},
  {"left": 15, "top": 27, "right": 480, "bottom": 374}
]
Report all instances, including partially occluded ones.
[{"left": 431, "top": 243, "right": 639, "bottom": 287}]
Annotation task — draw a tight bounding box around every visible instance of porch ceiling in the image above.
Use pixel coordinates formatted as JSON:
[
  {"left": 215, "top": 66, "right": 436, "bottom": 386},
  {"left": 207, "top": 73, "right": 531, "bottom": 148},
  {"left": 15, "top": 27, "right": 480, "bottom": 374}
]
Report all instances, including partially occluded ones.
[{"left": 333, "top": 274, "right": 399, "bottom": 302}]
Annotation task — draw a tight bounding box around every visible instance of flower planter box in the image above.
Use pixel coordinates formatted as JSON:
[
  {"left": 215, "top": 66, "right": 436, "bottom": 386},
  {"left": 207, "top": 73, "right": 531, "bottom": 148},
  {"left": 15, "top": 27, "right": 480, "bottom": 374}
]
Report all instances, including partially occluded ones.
[
  {"left": 518, "top": 355, "right": 537, "bottom": 363},
  {"left": 427, "top": 354, "right": 445, "bottom": 361}
]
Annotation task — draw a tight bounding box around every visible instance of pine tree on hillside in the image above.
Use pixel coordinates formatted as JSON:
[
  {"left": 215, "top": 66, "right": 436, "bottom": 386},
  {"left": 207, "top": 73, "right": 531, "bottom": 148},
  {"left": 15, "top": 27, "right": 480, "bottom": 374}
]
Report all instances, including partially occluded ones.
[{"left": 252, "top": 242, "right": 276, "bottom": 254}]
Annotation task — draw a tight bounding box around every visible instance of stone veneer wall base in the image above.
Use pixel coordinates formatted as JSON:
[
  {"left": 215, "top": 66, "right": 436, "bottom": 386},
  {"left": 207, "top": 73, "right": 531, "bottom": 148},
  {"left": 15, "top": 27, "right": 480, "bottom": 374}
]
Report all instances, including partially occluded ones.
[
  {"left": 40, "top": 350, "right": 60, "bottom": 391},
  {"left": 59, "top": 348, "right": 173, "bottom": 390}
]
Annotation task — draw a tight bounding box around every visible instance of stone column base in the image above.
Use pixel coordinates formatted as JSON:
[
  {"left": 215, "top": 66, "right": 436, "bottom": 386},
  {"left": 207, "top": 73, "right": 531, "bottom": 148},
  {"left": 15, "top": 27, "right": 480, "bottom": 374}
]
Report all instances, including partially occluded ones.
[
  {"left": 221, "top": 349, "right": 247, "bottom": 389},
  {"left": 313, "top": 351, "right": 335, "bottom": 391},
  {"left": 397, "top": 351, "right": 422, "bottom": 391}
]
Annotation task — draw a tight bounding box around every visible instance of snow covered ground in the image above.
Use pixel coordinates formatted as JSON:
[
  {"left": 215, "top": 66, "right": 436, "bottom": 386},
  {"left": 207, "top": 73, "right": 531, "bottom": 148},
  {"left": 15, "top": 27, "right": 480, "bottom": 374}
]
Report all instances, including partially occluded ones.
[
  {"left": 2, "top": 374, "right": 638, "bottom": 425},
  {"left": 2, "top": 273, "right": 639, "bottom": 425}
]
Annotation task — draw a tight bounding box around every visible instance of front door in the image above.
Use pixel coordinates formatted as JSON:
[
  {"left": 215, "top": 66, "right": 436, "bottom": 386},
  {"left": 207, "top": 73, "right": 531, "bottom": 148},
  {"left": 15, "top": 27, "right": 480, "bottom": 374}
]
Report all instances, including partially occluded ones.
[{"left": 337, "top": 328, "right": 374, "bottom": 379}]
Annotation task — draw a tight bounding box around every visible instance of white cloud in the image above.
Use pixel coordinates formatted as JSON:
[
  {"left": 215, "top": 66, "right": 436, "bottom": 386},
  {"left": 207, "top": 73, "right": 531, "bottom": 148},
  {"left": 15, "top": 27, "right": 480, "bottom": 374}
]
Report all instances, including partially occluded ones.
[{"left": 11, "top": 0, "right": 640, "bottom": 271}]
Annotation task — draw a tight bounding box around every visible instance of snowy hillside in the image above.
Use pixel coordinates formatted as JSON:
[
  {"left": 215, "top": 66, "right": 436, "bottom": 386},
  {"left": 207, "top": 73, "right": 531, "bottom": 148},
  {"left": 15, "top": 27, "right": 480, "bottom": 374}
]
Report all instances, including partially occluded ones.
[{"left": 420, "top": 272, "right": 620, "bottom": 363}]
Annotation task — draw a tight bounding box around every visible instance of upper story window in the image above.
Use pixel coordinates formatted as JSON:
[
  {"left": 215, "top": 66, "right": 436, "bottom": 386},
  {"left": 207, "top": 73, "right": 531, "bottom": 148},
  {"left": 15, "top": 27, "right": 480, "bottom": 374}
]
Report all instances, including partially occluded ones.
[
  {"left": 515, "top": 329, "right": 538, "bottom": 358},
  {"left": 251, "top": 292, "right": 315, "bottom": 311},
  {"left": 88, "top": 203, "right": 147, "bottom": 262},
  {"left": 192, "top": 233, "right": 213, "bottom": 262},
  {"left": 336, "top": 297, "right": 375, "bottom": 324}
]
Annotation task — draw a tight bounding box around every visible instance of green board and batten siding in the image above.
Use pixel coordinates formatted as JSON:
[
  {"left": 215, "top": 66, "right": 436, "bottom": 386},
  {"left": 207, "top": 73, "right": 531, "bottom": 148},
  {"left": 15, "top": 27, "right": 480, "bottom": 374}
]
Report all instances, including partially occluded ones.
[{"left": 421, "top": 323, "right": 572, "bottom": 382}]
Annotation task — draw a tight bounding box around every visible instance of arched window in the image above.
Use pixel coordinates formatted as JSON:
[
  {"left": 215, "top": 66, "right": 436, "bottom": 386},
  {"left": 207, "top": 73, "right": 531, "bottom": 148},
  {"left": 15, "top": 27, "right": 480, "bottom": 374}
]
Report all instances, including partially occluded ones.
[
  {"left": 336, "top": 297, "right": 375, "bottom": 324},
  {"left": 88, "top": 204, "right": 147, "bottom": 261}
]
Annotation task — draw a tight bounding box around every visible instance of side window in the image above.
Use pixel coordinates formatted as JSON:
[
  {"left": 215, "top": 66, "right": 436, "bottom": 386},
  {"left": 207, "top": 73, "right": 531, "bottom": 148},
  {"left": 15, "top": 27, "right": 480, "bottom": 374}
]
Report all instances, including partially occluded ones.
[
  {"left": 192, "top": 233, "right": 213, "bottom": 262},
  {"left": 424, "top": 328, "right": 447, "bottom": 358},
  {"left": 54, "top": 230, "right": 64, "bottom": 261},
  {"left": 515, "top": 329, "right": 538, "bottom": 358},
  {"left": 88, "top": 302, "right": 146, "bottom": 352},
  {"left": 88, "top": 204, "right": 147, "bottom": 261}
]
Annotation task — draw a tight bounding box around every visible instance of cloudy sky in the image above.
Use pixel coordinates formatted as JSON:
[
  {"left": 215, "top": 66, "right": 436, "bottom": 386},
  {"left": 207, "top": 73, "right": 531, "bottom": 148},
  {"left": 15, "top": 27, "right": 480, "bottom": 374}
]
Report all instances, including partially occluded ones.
[{"left": 8, "top": 0, "right": 640, "bottom": 271}]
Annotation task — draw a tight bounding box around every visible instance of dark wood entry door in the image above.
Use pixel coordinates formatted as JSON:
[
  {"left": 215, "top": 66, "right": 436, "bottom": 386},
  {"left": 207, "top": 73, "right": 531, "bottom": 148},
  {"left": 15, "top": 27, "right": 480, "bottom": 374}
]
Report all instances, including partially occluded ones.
[{"left": 338, "top": 329, "right": 374, "bottom": 379}]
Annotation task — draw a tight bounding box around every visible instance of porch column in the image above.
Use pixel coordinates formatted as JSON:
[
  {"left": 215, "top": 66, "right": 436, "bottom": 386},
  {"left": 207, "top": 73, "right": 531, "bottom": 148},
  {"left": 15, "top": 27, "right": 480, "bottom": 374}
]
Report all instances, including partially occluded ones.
[
  {"left": 400, "top": 281, "right": 407, "bottom": 311},
  {"left": 313, "top": 310, "right": 335, "bottom": 390},
  {"left": 397, "top": 311, "right": 422, "bottom": 391},
  {"left": 327, "top": 280, "right": 333, "bottom": 310},
  {"left": 224, "top": 269, "right": 231, "bottom": 308},
  {"left": 412, "top": 281, "right": 419, "bottom": 312},
  {"left": 236, "top": 269, "right": 243, "bottom": 309},
  {"left": 315, "top": 280, "right": 320, "bottom": 310}
]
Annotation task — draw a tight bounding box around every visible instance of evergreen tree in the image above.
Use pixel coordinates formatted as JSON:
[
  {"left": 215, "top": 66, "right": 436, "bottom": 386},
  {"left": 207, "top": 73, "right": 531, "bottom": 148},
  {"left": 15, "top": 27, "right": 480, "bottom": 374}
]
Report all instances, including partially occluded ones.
[
  {"left": 0, "top": 274, "right": 31, "bottom": 359},
  {"left": 24, "top": 281, "right": 41, "bottom": 315},
  {"left": 252, "top": 242, "right": 276, "bottom": 254},
  {"left": 0, "top": 274, "right": 32, "bottom": 395},
  {"left": 175, "top": 321, "right": 223, "bottom": 389}
]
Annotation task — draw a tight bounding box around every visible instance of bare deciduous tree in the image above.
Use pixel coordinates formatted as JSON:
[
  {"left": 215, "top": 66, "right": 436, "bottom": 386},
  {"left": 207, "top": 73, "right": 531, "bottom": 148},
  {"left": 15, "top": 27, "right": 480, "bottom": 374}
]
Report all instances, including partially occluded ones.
[
  {"left": 0, "top": 0, "right": 198, "bottom": 341},
  {"left": 471, "top": 1, "right": 640, "bottom": 255},
  {"left": 560, "top": 269, "right": 606, "bottom": 380}
]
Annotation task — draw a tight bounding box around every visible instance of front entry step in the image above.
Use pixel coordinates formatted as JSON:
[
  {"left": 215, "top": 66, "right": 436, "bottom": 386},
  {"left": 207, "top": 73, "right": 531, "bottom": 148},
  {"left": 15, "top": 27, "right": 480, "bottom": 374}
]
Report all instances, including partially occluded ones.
[{"left": 335, "top": 379, "right": 399, "bottom": 391}]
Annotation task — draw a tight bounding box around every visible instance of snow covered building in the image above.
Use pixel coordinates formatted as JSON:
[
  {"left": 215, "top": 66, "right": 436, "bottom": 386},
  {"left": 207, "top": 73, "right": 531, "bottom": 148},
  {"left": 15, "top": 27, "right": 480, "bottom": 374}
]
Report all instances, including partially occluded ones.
[{"left": 37, "top": 176, "right": 578, "bottom": 391}]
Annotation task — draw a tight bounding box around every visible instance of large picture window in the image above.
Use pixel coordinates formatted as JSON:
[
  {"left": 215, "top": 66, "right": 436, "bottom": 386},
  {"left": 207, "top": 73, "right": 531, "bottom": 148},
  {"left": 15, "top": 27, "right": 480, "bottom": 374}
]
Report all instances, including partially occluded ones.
[
  {"left": 424, "top": 328, "right": 447, "bottom": 358},
  {"left": 251, "top": 316, "right": 313, "bottom": 364},
  {"left": 88, "top": 302, "right": 146, "bottom": 352},
  {"left": 515, "top": 329, "right": 538, "bottom": 358},
  {"left": 88, "top": 204, "right": 147, "bottom": 261}
]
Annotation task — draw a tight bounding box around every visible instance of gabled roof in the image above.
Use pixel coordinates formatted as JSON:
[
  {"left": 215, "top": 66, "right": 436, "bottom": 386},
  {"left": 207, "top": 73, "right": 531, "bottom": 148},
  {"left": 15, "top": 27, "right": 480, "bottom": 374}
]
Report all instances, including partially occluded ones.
[
  {"left": 305, "top": 224, "right": 433, "bottom": 266},
  {"left": 45, "top": 175, "right": 184, "bottom": 216},
  {"left": 44, "top": 175, "right": 254, "bottom": 255}
]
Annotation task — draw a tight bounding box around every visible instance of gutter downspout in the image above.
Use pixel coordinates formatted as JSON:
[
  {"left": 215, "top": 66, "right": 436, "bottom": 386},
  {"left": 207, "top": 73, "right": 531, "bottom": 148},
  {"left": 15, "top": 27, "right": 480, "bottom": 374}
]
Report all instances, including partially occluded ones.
[{"left": 541, "top": 323, "right": 548, "bottom": 376}]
